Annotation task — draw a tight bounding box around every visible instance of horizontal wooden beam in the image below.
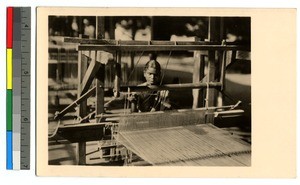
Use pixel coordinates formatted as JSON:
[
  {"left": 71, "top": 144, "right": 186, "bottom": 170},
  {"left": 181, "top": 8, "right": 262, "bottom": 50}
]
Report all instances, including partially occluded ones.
[
  {"left": 120, "top": 82, "right": 222, "bottom": 92},
  {"left": 64, "top": 37, "right": 221, "bottom": 46},
  {"left": 78, "top": 44, "right": 249, "bottom": 52},
  {"left": 64, "top": 37, "right": 117, "bottom": 45},
  {"left": 96, "top": 104, "right": 240, "bottom": 119},
  {"left": 54, "top": 87, "right": 96, "bottom": 120},
  {"left": 56, "top": 122, "right": 107, "bottom": 143}
]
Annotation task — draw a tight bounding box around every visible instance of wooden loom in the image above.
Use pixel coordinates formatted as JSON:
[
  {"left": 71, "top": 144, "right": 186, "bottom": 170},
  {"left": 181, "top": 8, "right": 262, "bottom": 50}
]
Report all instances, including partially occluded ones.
[{"left": 50, "top": 38, "right": 251, "bottom": 166}]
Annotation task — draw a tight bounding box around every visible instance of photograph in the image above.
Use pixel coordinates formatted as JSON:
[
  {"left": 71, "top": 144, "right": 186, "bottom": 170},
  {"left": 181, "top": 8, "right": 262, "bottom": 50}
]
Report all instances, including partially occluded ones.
[
  {"left": 36, "top": 7, "right": 296, "bottom": 178},
  {"left": 47, "top": 14, "right": 251, "bottom": 166}
]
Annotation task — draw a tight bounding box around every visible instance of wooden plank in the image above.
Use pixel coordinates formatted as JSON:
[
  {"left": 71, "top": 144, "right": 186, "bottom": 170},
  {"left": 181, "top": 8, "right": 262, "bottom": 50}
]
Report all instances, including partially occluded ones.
[
  {"left": 119, "top": 82, "right": 222, "bottom": 92},
  {"left": 77, "top": 50, "right": 88, "bottom": 165},
  {"left": 192, "top": 38, "right": 206, "bottom": 108},
  {"left": 80, "top": 51, "right": 101, "bottom": 95},
  {"left": 56, "top": 122, "right": 106, "bottom": 143},
  {"left": 150, "top": 41, "right": 174, "bottom": 45},
  {"left": 66, "top": 38, "right": 224, "bottom": 46},
  {"left": 95, "top": 104, "right": 239, "bottom": 119},
  {"left": 78, "top": 44, "right": 249, "bottom": 52},
  {"left": 64, "top": 37, "right": 117, "bottom": 45},
  {"left": 119, "top": 40, "right": 149, "bottom": 45}
]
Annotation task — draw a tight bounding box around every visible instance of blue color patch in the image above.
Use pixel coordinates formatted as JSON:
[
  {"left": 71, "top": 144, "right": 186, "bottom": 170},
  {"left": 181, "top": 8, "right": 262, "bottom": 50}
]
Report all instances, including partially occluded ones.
[{"left": 7, "top": 131, "right": 13, "bottom": 169}]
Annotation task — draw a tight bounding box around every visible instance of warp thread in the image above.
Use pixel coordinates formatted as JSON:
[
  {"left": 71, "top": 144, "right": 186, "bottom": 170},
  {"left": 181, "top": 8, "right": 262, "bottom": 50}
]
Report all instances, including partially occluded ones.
[{"left": 117, "top": 109, "right": 206, "bottom": 132}]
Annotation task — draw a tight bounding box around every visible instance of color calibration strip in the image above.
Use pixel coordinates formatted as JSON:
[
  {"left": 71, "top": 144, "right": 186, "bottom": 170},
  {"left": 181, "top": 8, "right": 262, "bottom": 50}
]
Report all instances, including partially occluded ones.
[
  {"left": 6, "top": 7, "right": 31, "bottom": 170},
  {"left": 7, "top": 6, "right": 13, "bottom": 170}
]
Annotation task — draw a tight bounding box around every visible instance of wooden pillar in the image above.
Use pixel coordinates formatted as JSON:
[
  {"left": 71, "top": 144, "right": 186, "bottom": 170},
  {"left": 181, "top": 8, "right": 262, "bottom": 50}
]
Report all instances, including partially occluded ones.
[
  {"left": 114, "top": 51, "right": 121, "bottom": 97},
  {"left": 204, "top": 50, "right": 217, "bottom": 123},
  {"left": 150, "top": 16, "right": 154, "bottom": 40},
  {"left": 206, "top": 17, "right": 220, "bottom": 107},
  {"left": 77, "top": 50, "right": 88, "bottom": 165},
  {"left": 109, "top": 17, "right": 115, "bottom": 39},
  {"left": 95, "top": 51, "right": 105, "bottom": 122},
  {"left": 205, "top": 17, "right": 222, "bottom": 123},
  {"left": 219, "top": 17, "right": 225, "bottom": 41},
  {"left": 206, "top": 51, "right": 217, "bottom": 107},
  {"left": 217, "top": 49, "right": 226, "bottom": 107},
  {"left": 56, "top": 48, "right": 62, "bottom": 83},
  {"left": 192, "top": 37, "right": 205, "bottom": 108},
  {"left": 208, "top": 17, "right": 220, "bottom": 42},
  {"left": 96, "top": 17, "right": 105, "bottom": 39}
]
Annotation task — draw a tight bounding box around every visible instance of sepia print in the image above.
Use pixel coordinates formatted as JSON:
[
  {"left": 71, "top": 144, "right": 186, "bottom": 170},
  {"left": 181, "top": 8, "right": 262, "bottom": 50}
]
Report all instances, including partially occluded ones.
[{"left": 36, "top": 8, "right": 296, "bottom": 177}]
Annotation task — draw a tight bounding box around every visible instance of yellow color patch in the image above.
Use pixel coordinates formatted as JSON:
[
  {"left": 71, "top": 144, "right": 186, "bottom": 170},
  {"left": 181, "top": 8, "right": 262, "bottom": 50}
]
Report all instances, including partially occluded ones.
[{"left": 7, "top": 49, "right": 12, "bottom": 89}]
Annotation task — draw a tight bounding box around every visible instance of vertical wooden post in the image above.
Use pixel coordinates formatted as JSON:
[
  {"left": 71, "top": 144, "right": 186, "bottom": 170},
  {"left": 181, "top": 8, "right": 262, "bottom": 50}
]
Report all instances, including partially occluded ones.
[
  {"left": 95, "top": 51, "right": 105, "bottom": 122},
  {"left": 204, "top": 50, "right": 217, "bottom": 123},
  {"left": 114, "top": 51, "right": 121, "bottom": 97},
  {"left": 192, "top": 38, "right": 205, "bottom": 108},
  {"left": 56, "top": 48, "right": 62, "bottom": 83},
  {"left": 217, "top": 49, "right": 226, "bottom": 107},
  {"left": 205, "top": 17, "right": 222, "bottom": 123},
  {"left": 108, "top": 17, "right": 115, "bottom": 39},
  {"left": 77, "top": 49, "right": 88, "bottom": 165},
  {"left": 96, "top": 17, "right": 105, "bottom": 39},
  {"left": 208, "top": 17, "right": 220, "bottom": 42},
  {"left": 150, "top": 16, "right": 154, "bottom": 40},
  {"left": 206, "top": 51, "right": 217, "bottom": 107},
  {"left": 122, "top": 63, "right": 128, "bottom": 84},
  {"left": 206, "top": 17, "right": 220, "bottom": 108},
  {"left": 219, "top": 17, "right": 225, "bottom": 41},
  {"left": 130, "top": 51, "right": 135, "bottom": 84}
]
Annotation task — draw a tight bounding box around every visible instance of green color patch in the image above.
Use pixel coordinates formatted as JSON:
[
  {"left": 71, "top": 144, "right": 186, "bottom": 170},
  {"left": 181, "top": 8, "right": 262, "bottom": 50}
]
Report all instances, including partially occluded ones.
[{"left": 6, "top": 90, "right": 12, "bottom": 131}]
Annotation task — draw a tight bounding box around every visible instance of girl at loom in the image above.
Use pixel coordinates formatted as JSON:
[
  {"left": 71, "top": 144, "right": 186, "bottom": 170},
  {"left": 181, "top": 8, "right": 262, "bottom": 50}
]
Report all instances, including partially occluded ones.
[
  {"left": 105, "top": 53, "right": 173, "bottom": 112},
  {"left": 129, "top": 53, "right": 172, "bottom": 112}
]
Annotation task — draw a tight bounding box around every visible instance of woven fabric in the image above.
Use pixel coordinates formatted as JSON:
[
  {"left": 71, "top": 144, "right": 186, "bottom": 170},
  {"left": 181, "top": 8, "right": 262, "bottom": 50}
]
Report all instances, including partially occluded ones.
[{"left": 117, "top": 123, "right": 251, "bottom": 166}]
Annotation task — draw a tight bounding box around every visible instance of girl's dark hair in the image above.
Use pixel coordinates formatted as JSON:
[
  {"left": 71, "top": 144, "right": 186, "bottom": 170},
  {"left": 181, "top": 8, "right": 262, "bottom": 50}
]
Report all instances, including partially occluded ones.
[
  {"left": 144, "top": 53, "right": 161, "bottom": 73},
  {"left": 144, "top": 60, "right": 161, "bottom": 74}
]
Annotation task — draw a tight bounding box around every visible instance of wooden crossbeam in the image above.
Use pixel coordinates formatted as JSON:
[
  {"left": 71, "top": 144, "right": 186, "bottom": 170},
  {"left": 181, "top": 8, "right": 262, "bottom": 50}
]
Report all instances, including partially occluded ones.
[
  {"left": 78, "top": 44, "right": 249, "bottom": 52},
  {"left": 96, "top": 104, "right": 239, "bottom": 119},
  {"left": 64, "top": 37, "right": 221, "bottom": 46},
  {"left": 64, "top": 37, "right": 117, "bottom": 45},
  {"left": 120, "top": 82, "right": 222, "bottom": 92}
]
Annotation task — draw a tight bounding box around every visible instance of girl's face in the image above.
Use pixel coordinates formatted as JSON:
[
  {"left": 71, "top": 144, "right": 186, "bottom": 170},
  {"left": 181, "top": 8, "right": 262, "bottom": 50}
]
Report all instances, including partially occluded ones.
[{"left": 144, "top": 70, "right": 160, "bottom": 85}]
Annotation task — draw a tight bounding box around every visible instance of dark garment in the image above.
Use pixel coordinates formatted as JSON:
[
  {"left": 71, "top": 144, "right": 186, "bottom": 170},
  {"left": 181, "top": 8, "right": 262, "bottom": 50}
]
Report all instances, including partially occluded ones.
[
  {"left": 135, "top": 90, "right": 170, "bottom": 112},
  {"left": 137, "top": 91, "right": 159, "bottom": 112}
]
